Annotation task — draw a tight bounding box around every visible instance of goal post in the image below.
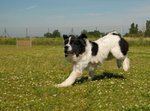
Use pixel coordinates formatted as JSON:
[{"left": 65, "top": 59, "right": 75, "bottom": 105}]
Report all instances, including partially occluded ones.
[{"left": 16, "top": 37, "right": 32, "bottom": 48}]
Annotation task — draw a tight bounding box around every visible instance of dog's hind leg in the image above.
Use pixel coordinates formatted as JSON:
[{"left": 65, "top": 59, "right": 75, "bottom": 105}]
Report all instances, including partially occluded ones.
[
  {"left": 122, "top": 56, "right": 130, "bottom": 71},
  {"left": 116, "top": 59, "right": 123, "bottom": 68},
  {"left": 88, "top": 64, "right": 97, "bottom": 80},
  {"left": 116, "top": 57, "right": 130, "bottom": 71},
  {"left": 111, "top": 47, "right": 129, "bottom": 71}
]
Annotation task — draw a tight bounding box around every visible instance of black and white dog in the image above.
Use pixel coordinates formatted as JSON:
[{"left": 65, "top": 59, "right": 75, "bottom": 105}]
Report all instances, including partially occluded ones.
[{"left": 56, "top": 31, "right": 129, "bottom": 87}]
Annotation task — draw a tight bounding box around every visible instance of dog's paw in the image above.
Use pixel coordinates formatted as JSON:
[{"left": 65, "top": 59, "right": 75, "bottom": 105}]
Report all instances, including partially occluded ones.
[
  {"left": 54, "top": 83, "right": 68, "bottom": 88},
  {"left": 54, "top": 84, "right": 62, "bottom": 88},
  {"left": 54, "top": 83, "right": 72, "bottom": 88}
]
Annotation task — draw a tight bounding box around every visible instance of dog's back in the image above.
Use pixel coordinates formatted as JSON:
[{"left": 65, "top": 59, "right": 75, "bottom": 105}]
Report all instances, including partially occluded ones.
[{"left": 91, "top": 31, "right": 129, "bottom": 71}]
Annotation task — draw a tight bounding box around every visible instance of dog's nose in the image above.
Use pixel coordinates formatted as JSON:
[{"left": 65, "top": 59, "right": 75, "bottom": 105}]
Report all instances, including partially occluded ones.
[
  {"left": 65, "top": 46, "right": 69, "bottom": 49},
  {"left": 64, "top": 46, "right": 69, "bottom": 53}
]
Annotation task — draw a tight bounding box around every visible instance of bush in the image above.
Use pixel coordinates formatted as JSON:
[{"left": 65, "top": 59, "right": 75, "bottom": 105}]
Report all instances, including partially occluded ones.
[
  {"left": 125, "top": 37, "right": 150, "bottom": 46},
  {"left": 0, "top": 37, "right": 16, "bottom": 45},
  {"left": 0, "top": 37, "right": 149, "bottom": 46},
  {"left": 32, "top": 37, "right": 63, "bottom": 46}
]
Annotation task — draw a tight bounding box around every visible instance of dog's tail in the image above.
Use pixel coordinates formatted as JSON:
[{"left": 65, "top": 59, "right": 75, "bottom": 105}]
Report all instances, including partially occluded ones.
[{"left": 122, "top": 56, "right": 130, "bottom": 71}]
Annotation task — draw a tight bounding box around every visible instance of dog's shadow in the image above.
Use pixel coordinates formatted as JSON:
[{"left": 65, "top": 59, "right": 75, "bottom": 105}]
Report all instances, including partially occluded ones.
[{"left": 74, "top": 72, "right": 125, "bottom": 85}]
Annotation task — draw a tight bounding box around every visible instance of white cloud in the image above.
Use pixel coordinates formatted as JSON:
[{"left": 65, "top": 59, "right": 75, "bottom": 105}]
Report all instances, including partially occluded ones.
[{"left": 26, "top": 5, "right": 38, "bottom": 10}]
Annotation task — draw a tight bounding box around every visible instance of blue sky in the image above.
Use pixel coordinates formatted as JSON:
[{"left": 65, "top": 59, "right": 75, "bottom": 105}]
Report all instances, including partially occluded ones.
[{"left": 0, "top": 0, "right": 150, "bottom": 36}]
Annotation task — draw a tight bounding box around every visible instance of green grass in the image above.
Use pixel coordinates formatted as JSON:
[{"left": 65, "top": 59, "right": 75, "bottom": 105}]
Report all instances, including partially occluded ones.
[
  {"left": 0, "top": 37, "right": 63, "bottom": 46},
  {"left": 0, "top": 45, "right": 150, "bottom": 111}
]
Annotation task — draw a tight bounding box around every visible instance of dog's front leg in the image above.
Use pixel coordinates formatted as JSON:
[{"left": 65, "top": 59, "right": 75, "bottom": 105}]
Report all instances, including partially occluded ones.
[{"left": 55, "top": 65, "right": 82, "bottom": 87}]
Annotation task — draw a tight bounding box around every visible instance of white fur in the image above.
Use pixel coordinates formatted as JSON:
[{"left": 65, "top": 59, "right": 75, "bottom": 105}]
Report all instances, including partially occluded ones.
[
  {"left": 55, "top": 32, "right": 130, "bottom": 87},
  {"left": 66, "top": 37, "right": 72, "bottom": 51},
  {"left": 123, "top": 57, "right": 130, "bottom": 71}
]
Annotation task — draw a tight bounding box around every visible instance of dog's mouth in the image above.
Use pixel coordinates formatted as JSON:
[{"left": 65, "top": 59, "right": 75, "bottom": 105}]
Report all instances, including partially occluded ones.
[{"left": 64, "top": 51, "right": 73, "bottom": 57}]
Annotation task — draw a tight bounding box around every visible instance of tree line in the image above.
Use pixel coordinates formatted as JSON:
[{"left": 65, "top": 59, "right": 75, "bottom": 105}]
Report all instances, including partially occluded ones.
[
  {"left": 44, "top": 30, "right": 61, "bottom": 38},
  {"left": 44, "top": 20, "right": 150, "bottom": 38},
  {"left": 125, "top": 20, "right": 150, "bottom": 37},
  {"left": 43, "top": 29, "right": 105, "bottom": 38}
]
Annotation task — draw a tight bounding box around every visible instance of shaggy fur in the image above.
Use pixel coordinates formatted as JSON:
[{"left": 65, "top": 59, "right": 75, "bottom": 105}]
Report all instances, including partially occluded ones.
[{"left": 55, "top": 31, "right": 130, "bottom": 87}]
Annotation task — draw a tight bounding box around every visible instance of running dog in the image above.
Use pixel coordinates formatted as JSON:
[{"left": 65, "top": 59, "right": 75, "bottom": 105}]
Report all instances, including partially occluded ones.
[{"left": 55, "top": 31, "right": 129, "bottom": 87}]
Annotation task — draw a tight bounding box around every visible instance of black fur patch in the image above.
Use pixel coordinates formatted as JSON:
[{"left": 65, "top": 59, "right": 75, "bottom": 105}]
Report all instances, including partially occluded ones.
[
  {"left": 112, "top": 32, "right": 121, "bottom": 37},
  {"left": 90, "top": 41, "right": 98, "bottom": 56},
  {"left": 78, "top": 34, "right": 87, "bottom": 39},
  {"left": 63, "top": 34, "right": 69, "bottom": 40},
  {"left": 119, "top": 38, "right": 129, "bottom": 55},
  {"left": 74, "top": 38, "right": 86, "bottom": 57}
]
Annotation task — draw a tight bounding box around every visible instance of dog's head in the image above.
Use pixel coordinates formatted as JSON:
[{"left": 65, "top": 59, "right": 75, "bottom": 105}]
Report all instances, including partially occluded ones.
[{"left": 63, "top": 34, "right": 87, "bottom": 57}]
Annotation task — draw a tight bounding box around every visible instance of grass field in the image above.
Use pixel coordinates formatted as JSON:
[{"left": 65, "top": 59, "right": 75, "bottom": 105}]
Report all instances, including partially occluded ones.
[{"left": 0, "top": 44, "right": 150, "bottom": 111}]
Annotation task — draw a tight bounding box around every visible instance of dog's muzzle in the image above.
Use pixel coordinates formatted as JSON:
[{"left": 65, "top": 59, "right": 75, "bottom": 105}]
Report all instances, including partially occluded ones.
[{"left": 64, "top": 46, "right": 73, "bottom": 57}]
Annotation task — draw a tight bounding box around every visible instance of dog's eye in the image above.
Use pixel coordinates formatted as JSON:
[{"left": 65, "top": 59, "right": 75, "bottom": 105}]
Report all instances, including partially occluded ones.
[
  {"left": 70, "top": 40, "right": 78, "bottom": 45},
  {"left": 64, "top": 40, "right": 69, "bottom": 44},
  {"left": 70, "top": 40, "right": 75, "bottom": 45}
]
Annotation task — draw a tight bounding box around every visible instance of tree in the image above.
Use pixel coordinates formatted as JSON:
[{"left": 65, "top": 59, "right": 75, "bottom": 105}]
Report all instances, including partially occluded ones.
[
  {"left": 129, "top": 23, "right": 138, "bottom": 35},
  {"left": 81, "top": 29, "right": 103, "bottom": 38},
  {"left": 93, "top": 30, "right": 101, "bottom": 37},
  {"left": 44, "top": 29, "right": 61, "bottom": 38},
  {"left": 81, "top": 29, "right": 88, "bottom": 35},
  {"left": 144, "top": 20, "right": 150, "bottom": 37},
  {"left": 44, "top": 32, "right": 52, "bottom": 38},
  {"left": 52, "top": 30, "right": 61, "bottom": 37},
  {"left": 124, "top": 22, "right": 143, "bottom": 37}
]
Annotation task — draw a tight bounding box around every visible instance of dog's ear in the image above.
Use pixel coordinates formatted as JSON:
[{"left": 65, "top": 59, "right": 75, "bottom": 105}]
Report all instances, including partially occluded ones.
[
  {"left": 63, "top": 35, "right": 68, "bottom": 40},
  {"left": 78, "top": 34, "right": 87, "bottom": 39}
]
